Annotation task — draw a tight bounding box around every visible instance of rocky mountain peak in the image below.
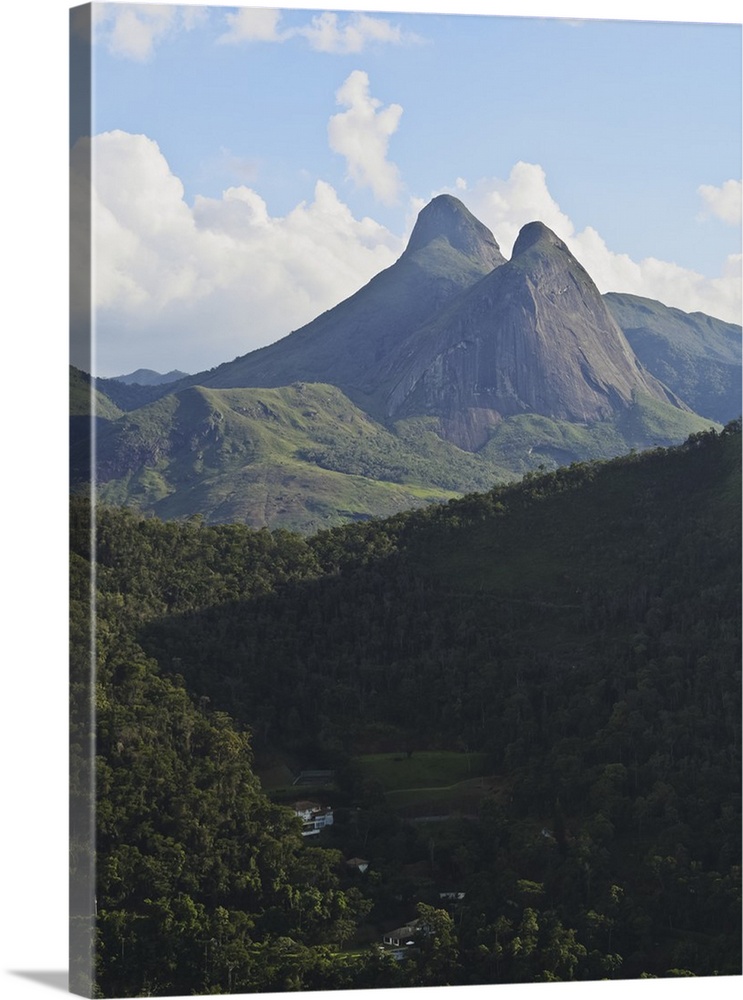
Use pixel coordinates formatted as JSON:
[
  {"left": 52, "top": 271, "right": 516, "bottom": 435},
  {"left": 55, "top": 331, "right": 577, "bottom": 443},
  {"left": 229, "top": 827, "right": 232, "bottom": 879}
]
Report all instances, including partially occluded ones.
[
  {"left": 511, "top": 220, "right": 569, "bottom": 258},
  {"left": 404, "top": 194, "right": 506, "bottom": 270}
]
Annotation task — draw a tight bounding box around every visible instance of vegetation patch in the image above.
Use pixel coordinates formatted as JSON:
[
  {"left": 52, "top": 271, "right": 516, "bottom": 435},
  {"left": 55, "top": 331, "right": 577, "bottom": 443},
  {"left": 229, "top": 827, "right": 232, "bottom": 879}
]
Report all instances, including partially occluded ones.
[
  {"left": 71, "top": 426, "right": 741, "bottom": 994},
  {"left": 355, "top": 751, "right": 490, "bottom": 792}
]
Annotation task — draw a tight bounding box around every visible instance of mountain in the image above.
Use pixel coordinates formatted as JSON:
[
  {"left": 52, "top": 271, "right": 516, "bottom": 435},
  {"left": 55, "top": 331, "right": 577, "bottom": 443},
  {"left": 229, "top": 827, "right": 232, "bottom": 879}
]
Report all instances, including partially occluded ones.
[
  {"left": 369, "top": 221, "right": 685, "bottom": 448},
  {"left": 194, "top": 195, "right": 506, "bottom": 403},
  {"left": 70, "top": 365, "right": 123, "bottom": 421},
  {"left": 167, "top": 203, "right": 711, "bottom": 456},
  {"left": 74, "top": 197, "right": 734, "bottom": 527},
  {"left": 114, "top": 367, "right": 190, "bottom": 386},
  {"left": 604, "top": 292, "right": 742, "bottom": 424},
  {"left": 70, "top": 366, "right": 123, "bottom": 485},
  {"left": 83, "top": 375, "right": 715, "bottom": 529}
]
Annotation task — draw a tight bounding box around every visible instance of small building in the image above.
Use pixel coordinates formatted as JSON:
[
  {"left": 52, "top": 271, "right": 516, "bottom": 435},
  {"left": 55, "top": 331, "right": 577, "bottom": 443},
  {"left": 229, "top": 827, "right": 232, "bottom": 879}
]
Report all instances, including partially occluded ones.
[
  {"left": 383, "top": 919, "right": 421, "bottom": 948},
  {"left": 346, "top": 857, "right": 369, "bottom": 873},
  {"left": 292, "top": 800, "right": 334, "bottom": 837},
  {"left": 439, "top": 891, "right": 466, "bottom": 901}
]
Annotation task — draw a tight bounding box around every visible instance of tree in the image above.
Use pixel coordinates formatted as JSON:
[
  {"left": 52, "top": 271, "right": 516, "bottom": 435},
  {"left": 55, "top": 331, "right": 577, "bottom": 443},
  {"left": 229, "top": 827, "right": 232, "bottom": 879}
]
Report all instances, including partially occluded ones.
[{"left": 412, "top": 902, "right": 460, "bottom": 985}]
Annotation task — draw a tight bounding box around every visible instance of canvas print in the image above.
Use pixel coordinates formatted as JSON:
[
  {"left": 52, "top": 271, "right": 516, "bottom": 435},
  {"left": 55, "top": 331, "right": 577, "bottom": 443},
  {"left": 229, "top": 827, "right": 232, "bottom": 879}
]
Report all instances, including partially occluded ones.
[{"left": 69, "top": 2, "right": 742, "bottom": 996}]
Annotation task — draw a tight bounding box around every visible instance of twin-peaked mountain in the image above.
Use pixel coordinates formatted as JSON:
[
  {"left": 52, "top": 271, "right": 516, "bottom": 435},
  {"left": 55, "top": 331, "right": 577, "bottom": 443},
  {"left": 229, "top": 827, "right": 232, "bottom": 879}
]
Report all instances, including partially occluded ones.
[
  {"left": 180, "top": 198, "right": 684, "bottom": 444},
  {"left": 77, "top": 195, "right": 739, "bottom": 529}
]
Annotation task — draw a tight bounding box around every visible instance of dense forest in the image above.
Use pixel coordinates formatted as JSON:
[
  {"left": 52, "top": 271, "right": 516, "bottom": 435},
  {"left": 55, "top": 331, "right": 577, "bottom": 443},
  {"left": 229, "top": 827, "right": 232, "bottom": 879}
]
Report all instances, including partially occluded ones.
[{"left": 71, "top": 423, "right": 741, "bottom": 995}]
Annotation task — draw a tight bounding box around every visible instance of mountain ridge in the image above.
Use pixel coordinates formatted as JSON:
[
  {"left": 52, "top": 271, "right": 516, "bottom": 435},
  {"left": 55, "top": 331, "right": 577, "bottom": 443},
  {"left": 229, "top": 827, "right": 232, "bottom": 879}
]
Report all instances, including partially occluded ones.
[
  {"left": 114, "top": 367, "right": 190, "bottom": 386},
  {"left": 604, "top": 291, "right": 742, "bottom": 423},
  {"left": 72, "top": 195, "right": 738, "bottom": 527}
]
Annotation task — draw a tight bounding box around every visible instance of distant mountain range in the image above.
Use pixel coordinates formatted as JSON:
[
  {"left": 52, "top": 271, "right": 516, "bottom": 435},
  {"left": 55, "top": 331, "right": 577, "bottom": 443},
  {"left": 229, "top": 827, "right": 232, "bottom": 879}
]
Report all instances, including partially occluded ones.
[
  {"left": 113, "top": 368, "right": 190, "bottom": 387},
  {"left": 603, "top": 292, "right": 741, "bottom": 425},
  {"left": 72, "top": 195, "right": 740, "bottom": 530}
]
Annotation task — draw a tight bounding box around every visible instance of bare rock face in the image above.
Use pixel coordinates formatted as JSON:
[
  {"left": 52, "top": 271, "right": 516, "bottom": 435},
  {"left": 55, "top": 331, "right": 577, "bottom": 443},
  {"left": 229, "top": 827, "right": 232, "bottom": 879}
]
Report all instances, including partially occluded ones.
[
  {"left": 198, "top": 195, "right": 505, "bottom": 397},
  {"left": 382, "top": 221, "right": 683, "bottom": 448}
]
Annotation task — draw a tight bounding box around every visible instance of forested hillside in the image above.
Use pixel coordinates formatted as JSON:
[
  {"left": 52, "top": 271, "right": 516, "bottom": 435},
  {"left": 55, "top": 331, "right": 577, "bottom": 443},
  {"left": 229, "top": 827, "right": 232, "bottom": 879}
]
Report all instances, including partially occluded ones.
[
  {"left": 71, "top": 504, "right": 396, "bottom": 997},
  {"left": 71, "top": 423, "right": 741, "bottom": 994}
]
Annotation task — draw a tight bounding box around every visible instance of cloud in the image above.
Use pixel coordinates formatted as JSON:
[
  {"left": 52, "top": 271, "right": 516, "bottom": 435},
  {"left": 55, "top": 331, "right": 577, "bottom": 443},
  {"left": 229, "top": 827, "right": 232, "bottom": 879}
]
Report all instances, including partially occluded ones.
[
  {"left": 698, "top": 179, "right": 742, "bottom": 226},
  {"left": 570, "top": 228, "right": 742, "bottom": 325},
  {"left": 92, "top": 3, "right": 207, "bottom": 61},
  {"left": 78, "top": 131, "right": 403, "bottom": 376},
  {"left": 328, "top": 71, "right": 404, "bottom": 205},
  {"left": 446, "top": 163, "right": 742, "bottom": 324},
  {"left": 296, "top": 12, "right": 412, "bottom": 53},
  {"left": 453, "top": 163, "right": 575, "bottom": 257},
  {"left": 218, "top": 8, "right": 285, "bottom": 44},
  {"left": 218, "top": 9, "right": 421, "bottom": 52}
]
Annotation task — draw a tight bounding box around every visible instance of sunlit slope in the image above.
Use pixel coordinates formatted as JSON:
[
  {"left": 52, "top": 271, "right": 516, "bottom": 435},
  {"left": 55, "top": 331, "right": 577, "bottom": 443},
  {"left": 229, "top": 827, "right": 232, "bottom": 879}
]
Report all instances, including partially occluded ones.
[
  {"left": 85, "top": 377, "right": 720, "bottom": 529},
  {"left": 91, "top": 382, "right": 494, "bottom": 530}
]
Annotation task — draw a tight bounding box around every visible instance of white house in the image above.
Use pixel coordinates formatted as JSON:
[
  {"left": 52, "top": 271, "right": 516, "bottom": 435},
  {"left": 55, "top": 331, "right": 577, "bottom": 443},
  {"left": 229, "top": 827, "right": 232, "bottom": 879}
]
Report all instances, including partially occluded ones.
[{"left": 292, "top": 800, "right": 334, "bottom": 837}]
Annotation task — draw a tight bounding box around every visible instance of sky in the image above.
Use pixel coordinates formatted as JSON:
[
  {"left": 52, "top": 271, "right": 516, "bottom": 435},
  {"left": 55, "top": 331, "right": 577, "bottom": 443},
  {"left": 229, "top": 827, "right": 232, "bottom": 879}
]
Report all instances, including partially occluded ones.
[{"left": 69, "top": 1, "right": 742, "bottom": 377}]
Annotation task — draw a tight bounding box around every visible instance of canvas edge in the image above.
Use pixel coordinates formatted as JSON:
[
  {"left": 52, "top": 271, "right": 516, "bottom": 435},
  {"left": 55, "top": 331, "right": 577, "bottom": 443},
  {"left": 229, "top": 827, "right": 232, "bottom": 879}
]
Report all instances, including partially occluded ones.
[{"left": 69, "top": 3, "right": 96, "bottom": 997}]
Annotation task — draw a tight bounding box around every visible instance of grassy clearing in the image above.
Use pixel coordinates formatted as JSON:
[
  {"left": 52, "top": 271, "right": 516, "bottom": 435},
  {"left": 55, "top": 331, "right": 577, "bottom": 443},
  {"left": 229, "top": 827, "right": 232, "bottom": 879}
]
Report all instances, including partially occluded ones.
[
  {"left": 387, "top": 775, "right": 505, "bottom": 813},
  {"left": 355, "top": 751, "right": 489, "bottom": 792}
]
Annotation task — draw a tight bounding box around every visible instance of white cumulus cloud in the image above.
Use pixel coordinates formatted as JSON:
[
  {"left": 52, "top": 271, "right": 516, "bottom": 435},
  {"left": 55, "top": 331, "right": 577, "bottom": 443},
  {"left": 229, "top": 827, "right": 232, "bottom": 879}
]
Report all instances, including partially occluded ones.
[
  {"left": 455, "top": 162, "right": 575, "bottom": 257},
  {"left": 296, "top": 12, "right": 407, "bottom": 53},
  {"left": 218, "top": 9, "right": 420, "bottom": 52},
  {"left": 92, "top": 3, "right": 207, "bottom": 61},
  {"left": 698, "top": 179, "right": 742, "bottom": 226},
  {"left": 217, "top": 8, "right": 285, "bottom": 45},
  {"left": 77, "top": 130, "right": 402, "bottom": 376},
  {"left": 328, "top": 71, "right": 404, "bottom": 205}
]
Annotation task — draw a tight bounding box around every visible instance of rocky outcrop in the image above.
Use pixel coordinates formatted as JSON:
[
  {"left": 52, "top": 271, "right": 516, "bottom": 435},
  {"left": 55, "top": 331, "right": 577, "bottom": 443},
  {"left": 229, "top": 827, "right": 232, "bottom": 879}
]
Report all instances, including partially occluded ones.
[
  {"left": 380, "top": 221, "right": 684, "bottom": 448},
  {"left": 197, "top": 195, "right": 506, "bottom": 399}
]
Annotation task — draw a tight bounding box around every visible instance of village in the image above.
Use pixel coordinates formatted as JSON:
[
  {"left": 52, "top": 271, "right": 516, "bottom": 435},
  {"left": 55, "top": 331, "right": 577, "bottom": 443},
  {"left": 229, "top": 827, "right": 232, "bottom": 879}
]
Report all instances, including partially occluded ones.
[{"left": 262, "top": 753, "right": 499, "bottom": 959}]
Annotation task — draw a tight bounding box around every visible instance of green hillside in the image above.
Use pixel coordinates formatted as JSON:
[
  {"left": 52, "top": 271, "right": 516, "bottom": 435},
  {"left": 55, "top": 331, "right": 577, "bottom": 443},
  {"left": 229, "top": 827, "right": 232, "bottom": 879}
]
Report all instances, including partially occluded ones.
[
  {"left": 78, "top": 374, "right": 720, "bottom": 530},
  {"left": 70, "top": 365, "right": 123, "bottom": 420},
  {"left": 604, "top": 292, "right": 742, "bottom": 424},
  {"left": 138, "top": 422, "right": 740, "bottom": 755},
  {"left": 478, "top": 392, "right": 717, "bottom": 473},
  {"left": 75, "top": 424, "right": 741, "bottom": 992},
  {"left": 89, "top": 382, "right": 495, "bottom": 530}
]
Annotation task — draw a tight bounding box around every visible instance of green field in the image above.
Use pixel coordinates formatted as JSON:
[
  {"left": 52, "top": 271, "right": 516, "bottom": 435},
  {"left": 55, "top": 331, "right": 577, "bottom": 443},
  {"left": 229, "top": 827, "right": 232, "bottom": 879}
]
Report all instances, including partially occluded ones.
[
  {"left": 355, "top": 751, "right": 489, "bottom": 792},
  {"left": 386, "top": 776, "right": 506, "bottom": 812}
]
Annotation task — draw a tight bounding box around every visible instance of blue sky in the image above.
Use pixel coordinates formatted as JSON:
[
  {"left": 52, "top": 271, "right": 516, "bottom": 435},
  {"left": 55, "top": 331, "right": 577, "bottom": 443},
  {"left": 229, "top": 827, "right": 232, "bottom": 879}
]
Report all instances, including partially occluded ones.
[{"left": 69, "top": 2, "right": 741, "bottom": 377}]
